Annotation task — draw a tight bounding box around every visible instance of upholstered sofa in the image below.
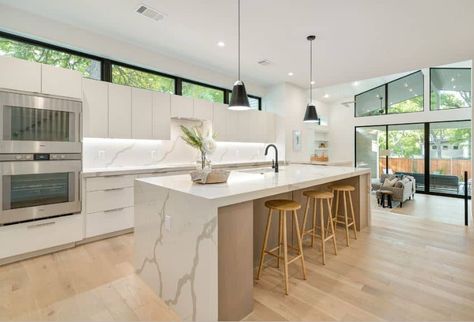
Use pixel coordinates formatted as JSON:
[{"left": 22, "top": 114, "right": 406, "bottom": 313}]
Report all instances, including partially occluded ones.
[{"left": 371, "top": 173, "right": 416, "bottom": 207}]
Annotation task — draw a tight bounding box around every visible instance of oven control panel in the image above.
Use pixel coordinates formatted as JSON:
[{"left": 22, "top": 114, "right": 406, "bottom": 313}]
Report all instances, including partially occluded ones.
[{"left": 0, "top": 153, "right": 81, "bottom": 161}]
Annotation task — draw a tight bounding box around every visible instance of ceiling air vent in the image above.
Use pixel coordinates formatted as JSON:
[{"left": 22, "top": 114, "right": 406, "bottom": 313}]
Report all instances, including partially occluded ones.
[
  {"left": 136, "top": 4, "right": 166, "bottom": 22},
  {"left": 257, "top": 59, "right": 272, "bottom": 66}
]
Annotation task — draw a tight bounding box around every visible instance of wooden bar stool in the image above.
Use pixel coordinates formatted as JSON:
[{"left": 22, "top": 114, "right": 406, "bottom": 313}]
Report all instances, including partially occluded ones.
[
  {"left": 330, "top": 185, "right": 358, "bottom": 246},
  {"left": 301, "top": 191, "right": 337, "bottom": 265},
  {"left": 256, "top": 199, "right": 306, "bottom": 295}
]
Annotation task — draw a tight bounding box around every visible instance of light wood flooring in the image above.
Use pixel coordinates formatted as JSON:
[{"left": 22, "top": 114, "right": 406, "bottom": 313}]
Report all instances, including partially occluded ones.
[{"left": 1, "top": 202, "right": 474, "bottom": 321}]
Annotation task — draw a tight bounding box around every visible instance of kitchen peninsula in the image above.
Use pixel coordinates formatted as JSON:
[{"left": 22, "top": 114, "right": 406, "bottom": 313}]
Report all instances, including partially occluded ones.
[{"left": 134, "top": 164, "right": 371, "bottom": 321}]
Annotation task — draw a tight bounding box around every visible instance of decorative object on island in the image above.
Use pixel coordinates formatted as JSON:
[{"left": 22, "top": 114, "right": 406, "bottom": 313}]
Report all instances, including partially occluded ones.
[
  {"left": 229, "top": 0, "right": 250, "bottom": 110},
  {"left": 303, "top": 35, "right": 320, "bottom": 123},
  {"left": 180, "top": 125, "right": 216, "bottom": 170},
  {"left": 180, "top": 125, "right": 230, "bottom": 184},
  {"left": 311, "top": 153, "right": 328, "bottom": 162}
]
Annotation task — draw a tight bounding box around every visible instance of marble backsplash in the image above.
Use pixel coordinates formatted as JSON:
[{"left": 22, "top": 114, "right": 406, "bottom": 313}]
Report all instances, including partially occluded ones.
[{"left": 83, "top": 120, "right": 269, "bottom": 169}]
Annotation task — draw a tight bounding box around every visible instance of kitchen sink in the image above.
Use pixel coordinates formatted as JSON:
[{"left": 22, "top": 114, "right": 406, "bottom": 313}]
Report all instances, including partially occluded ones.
[{"left": 238, "top": 167, "right": 282, "bottom": 175}]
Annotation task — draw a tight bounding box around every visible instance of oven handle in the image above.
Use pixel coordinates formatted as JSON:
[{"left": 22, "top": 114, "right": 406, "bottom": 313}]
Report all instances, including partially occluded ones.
[{"left": 27, "top": 221, "right": 56, "bottom": 229}]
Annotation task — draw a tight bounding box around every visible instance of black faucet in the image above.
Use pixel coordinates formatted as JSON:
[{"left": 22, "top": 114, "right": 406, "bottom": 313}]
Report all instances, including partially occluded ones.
[{"left": 264, "top": 144, "right": 279, "bottom": 173}]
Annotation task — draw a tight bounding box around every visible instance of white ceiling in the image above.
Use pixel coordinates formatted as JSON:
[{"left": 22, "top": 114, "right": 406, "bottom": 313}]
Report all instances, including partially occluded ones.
[{"left": 0, "top": 0, "right": 473, "bottom": 90}]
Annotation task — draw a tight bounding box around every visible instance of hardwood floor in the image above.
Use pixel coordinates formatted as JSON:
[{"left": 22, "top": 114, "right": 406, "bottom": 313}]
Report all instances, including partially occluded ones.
[
  {"left": 1, "top": 203, "right": 473, "bottom": 321},
  {"left": 0, "top": 234, "right": 179, "bottom": 321}
]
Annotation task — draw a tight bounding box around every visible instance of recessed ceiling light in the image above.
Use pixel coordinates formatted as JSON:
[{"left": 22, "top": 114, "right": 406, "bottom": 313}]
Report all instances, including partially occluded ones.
[
  {"left": 451, "top": 77, "right": 455, "bottom": 82},
  {"left": 323, "top": 94, "right": 330, "bottom": 98},
  {"left": 453, "top": 85, "right": 457, "bottom": 89},
  {"left": 352, "top": 81, "right": 360, "bottom": 86},
  {"left": 310, "top": 81, "right": 315, "bottom": 85},
  {"left": 288, "top": 72, "right": 294, "bottom": 76},
  {"left": 409, "top": 88, "right": 413, "bottom": 92},
  {"left": 404, "top": 83, "right": 408, "bottom": 87},
  {"left": 217, "top": 41, "right": 225, "bottom": 47}
]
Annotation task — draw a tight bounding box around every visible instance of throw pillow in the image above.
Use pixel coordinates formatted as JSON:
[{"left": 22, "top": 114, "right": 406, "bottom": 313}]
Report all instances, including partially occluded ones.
[{"left": 382, "top": 178, "right": 398, "bottom": 188}]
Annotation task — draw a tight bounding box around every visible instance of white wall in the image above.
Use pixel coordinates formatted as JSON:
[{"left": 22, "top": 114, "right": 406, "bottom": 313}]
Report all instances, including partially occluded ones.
[
  {"left": 0, "top": 4, "right": 266, "bottom": 97},
  {"left": 263, "top": 83, "right": 328, "bottom": 163},
  {"left": 328, "top": 66, "right": 473, "bottom": 166}
]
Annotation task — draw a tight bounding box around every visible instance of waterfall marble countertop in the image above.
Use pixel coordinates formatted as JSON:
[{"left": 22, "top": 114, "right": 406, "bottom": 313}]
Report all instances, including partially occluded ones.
[
  {"left": 136, "top": 164, "right": 370, "bottom": 207},
  {"left": 82, "top": 160, "right": 273, "bottom": 178}
]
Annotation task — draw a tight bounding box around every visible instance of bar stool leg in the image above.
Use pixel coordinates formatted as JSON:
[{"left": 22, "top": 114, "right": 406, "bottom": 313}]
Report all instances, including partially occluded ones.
[
  {"left": 319, "top": 199, "right": 326, "bottom": 265},
  {"left": 343, "top": 191, "right": 350, "bottom": 247},
  {"left": 348, "top": 191, "right": 358, "bottom": 240},
  {"left": 277, "top": 211, "right": 282, "bottom": 268},
  {"left": 311, "top": 198, "right": 316, "bottom": 247},
  {"left": 334, "top": 190, "right": 340, "bottom": 224},
  {"left": 300, "top": 197, "right": 310, "bottom": 245},
  {"left": 326, "top": 198, "right": 338, "bottom": 255},
  {"left": 282, "top": 210, "right": 289, "bottom": 295},
  {"left": 257, "top": 208, "right": 272, "bottom": 280},
  {"left": 292, "top": 210, "right": 306, "bottom": 280}
]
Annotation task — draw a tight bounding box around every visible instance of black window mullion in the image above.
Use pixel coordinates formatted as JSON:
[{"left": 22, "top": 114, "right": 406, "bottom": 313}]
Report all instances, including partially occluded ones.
[
  {"left": 384, "top": 84, "right": 388, "bottom": 115},
  {"left": 175, "top": 77, "right": 182, "bottom": 96},
  {"left": 101, "top": 59, "right": 112, "bottom": 82},
  {"left": 424, "top": 122, "right": 430, "bottom": 193}
]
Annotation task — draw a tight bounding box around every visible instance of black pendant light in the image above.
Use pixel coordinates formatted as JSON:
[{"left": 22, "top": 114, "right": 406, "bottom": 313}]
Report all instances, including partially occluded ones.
[
  {"left": 303, "top": 35, "right": 320, "bottom": 123},
  {"left": 229, "top": 0, "right": 250, "bottom": 110}
]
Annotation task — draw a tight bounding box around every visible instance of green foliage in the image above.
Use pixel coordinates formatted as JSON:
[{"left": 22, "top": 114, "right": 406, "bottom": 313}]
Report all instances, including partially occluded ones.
[
  {"left": 180, "top": 125, "right": 204, "bottom": 151},
  {"left": 112, "top": 65, "right": 174, "bottom": 93},
  {"left": 0, "top": 37, "right": 100, "bottom": 79},
  {"left": 430, "top": 90, "right": 471, "bottom": 110},
  {"left": 388, "top": 96, "right": 423, "bottom": 113},
  {"left": 182, "top": 82, "right": 224, "bottom": 103}
]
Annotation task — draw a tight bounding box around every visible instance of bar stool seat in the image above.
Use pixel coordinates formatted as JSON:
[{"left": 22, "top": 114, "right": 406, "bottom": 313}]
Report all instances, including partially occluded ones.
[
  {"left": 264, "top": 199, "right": 301, "bottom": 211},
  {"left": 257, "top": 199, "right": 306, "bottom": 295},
  {"left": 330, "top": 184, "right": 355, "bottom": 192},
  {"left": 301, "top": 190, "right": 337, "bottom": 265}
]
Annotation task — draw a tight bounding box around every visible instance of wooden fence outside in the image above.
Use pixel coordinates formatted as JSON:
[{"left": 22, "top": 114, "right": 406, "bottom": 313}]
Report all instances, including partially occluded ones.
[{"left": 379, "top": 157, "right": 471, "bottom": 180}]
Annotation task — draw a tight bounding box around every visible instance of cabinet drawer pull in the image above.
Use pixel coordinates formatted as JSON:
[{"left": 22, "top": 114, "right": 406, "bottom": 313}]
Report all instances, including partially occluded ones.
[
  {"left": 104, "top": 207, "right": 125, "bottom": 214},
  {"left": 27, "top": 221, "right": 56, "bottom": 229}
]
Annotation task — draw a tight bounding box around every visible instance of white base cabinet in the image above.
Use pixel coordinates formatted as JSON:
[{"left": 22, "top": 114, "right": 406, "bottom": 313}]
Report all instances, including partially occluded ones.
[{"left": 0, "top": 214, "right": 82, "bottom": 259}]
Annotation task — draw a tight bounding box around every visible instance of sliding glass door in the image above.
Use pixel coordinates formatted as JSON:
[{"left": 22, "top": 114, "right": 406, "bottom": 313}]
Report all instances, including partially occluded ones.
[
  {"left": 387, "top": 124, "right": 425, "bottom": 191},
  {"left": 355, "top": 120, "right": 472, "bottom": 197},
  {"left": 429, "top": 121, "right": 471, "bottom": 195}
]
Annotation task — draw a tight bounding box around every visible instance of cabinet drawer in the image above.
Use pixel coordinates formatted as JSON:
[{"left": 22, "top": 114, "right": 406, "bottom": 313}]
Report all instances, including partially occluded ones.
[
  {"left": 85, "top": 207, "right": 134, "bottom": 238},
  {"left": 86, "top": 175, "right": 135, "bottom": 192},
  {"left": 0, "top": 214, "right": 82, "bottom": 259},
  {"left": 86, "top": 187, "right": 134, "bottom": 213}
]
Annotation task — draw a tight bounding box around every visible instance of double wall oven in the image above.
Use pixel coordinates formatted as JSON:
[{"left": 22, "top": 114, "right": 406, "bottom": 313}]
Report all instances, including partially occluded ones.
[{"left": 0, "top": 91, "right": 82, "bottom": 225}]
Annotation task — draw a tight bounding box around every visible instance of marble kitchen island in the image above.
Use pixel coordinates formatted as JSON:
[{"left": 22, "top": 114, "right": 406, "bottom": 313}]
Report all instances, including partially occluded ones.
[{"left": 134, "top": 164, "right": 371, "bottom": 321}]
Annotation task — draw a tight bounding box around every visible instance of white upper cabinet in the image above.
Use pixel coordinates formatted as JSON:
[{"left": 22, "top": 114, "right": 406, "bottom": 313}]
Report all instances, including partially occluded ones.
[
  {"left": 264, "top": 112, "right": 276, "bottom": 143},
  {"left": 194, "top": 98, "right": 213, "bottom": 121},
  {"left": 212, "top": 103, "right": 228, "bottom": 141},
  {"left": 41, "top": 64, "right": 82, "bottom": 99},
  {"left": 108, "top": 83, "right": 132, "bottom": 139},
  {"left": 171, "top": 94, "right": 194, "bottom": 119},
  {"left": 132, "top": 88, "right": 153, "bottom": 139},
  {"left": 82, "top": 79, "right": 109, "bottom": 138},
  {"left": 0, "top": 56, "right": 41, "bottom": 93},
  {"left": 153, "top": 91, "right": 171, "bottom": 140}
]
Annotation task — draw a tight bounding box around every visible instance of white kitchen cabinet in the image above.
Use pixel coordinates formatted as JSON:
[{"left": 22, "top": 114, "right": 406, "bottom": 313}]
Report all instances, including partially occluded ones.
[
  {"left": 132, "top": 88, "right": 154, "bottom": 139},
  {"left": 86, "top": 187, "right": 134, "bottom": 213},
  {"left": 85, "top": 207, "right": 134, "bottom": 238},
  {"left": 0, "top": 56, "right": 41, "bottom": 93},
  {"left": 108, "top": 83, "right": 132, "bottom": 138},
  {"left": 152, "top": 91, "right": 171, "bottom": 140},
  {"left": 171, "top": 94, "right": 194, "bottom": 119},
  {"left": 194, "top": 98, "right": 213, "bottom": 121},
  {"left": 226, "top": 110, "right": 241, "bottom": 142},
  {"left": 41, "top": 64, "right": 82, "bottom": 99},
  {"left": 213, "top": 103, "right": 228, "bottom": 141},
  {"left": 0, "top": 214, "right": 82, "bottom": 260},
  {"left": 82, "top": 79, "right": 109, "bottom": 138}
]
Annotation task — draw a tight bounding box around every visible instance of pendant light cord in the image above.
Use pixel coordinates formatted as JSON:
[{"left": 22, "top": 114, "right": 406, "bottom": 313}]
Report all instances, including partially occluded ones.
[
  {"left": 238, "top": 0, "right": 241, "bottom": 81},
  {"left": 310, "top": 38, "right": 312, "bottom": 102}
]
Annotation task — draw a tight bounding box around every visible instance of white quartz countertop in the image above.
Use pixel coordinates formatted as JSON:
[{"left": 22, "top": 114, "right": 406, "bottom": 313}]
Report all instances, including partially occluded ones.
[{"left": 137, "top": 164, "right": 370, "bottom": 205}]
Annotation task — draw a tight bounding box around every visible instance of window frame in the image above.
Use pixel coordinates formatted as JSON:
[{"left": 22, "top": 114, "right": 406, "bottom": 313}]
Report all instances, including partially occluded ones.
[
  {"left": 0, "top": 31, "right": 262, "bottom": 109},
  {"left": 354, "top": 70, "right": 424, "bottom": 118},
  {"left": 429, "top": 67, "right": 471, "bottom": 111}
]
